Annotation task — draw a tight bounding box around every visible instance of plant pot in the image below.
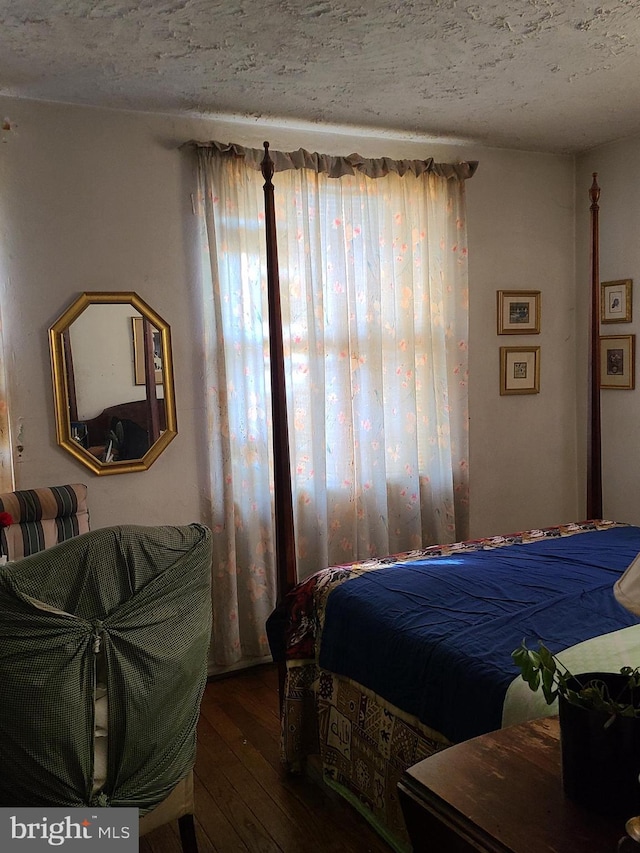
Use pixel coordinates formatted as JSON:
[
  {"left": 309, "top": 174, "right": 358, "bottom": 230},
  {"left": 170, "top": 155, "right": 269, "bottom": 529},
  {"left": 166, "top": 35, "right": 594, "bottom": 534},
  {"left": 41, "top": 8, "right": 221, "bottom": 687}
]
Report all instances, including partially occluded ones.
[{"left": 559, "top": 672, "right": 640, "bottom": 817}]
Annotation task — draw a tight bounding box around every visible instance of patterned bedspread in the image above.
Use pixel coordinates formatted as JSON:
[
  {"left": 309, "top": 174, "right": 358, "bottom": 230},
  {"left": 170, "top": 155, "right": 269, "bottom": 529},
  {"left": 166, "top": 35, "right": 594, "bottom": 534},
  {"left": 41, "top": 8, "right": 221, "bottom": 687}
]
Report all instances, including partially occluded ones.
[{"left": 275, "top": 520, "right": 635, "bottom": 852}]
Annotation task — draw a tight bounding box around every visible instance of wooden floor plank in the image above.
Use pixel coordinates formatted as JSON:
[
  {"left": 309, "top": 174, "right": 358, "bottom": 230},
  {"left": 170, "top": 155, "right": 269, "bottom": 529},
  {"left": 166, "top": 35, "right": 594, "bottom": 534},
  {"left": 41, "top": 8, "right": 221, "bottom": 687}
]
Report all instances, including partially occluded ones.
[
  {"left": 198, "top": 703, "right": 366, "bottom": 853},
  {"left": 192, "top": 774, "right": 251, "bottom": 853},
  {"left": 139, "top": 823, "right": 182, "bottom": 853},
  {"left": 194, "top": 741, "right": 280, "bottom": 853},
  {"left": 140, "top": 664, "right": 392, "bottom": 853}
]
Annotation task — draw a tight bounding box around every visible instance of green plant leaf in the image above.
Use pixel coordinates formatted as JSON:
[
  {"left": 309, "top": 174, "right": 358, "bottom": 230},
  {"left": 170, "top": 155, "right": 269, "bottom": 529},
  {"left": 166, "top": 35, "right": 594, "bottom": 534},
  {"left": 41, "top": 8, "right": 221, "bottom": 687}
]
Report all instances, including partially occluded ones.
[
  {"left": 512, "top": 642, "right": 540, "bottom": 691},
  {"left": 540, "top": 666, "right": 558, "bottom": 705},
  {"left": 538, "top": 644, "right": 556, "bottom": 673},
  {"left": 512, "top": 640, "right": 640, "bottom": 718}
]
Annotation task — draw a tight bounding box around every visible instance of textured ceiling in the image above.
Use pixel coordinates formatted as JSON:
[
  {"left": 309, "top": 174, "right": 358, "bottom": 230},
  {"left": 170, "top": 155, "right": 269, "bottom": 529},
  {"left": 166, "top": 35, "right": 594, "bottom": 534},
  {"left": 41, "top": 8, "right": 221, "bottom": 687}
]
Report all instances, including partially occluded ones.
[{"left": 1, "top": 0, "right": 640, "bottom": 153}]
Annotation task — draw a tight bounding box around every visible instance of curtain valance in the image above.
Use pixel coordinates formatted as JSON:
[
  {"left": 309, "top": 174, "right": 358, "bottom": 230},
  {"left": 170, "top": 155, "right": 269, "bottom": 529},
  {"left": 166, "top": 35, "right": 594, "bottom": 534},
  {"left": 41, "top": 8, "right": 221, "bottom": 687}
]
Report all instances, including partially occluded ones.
[{"left": 186, "top": 139, "right": 478, "bottom": 181}]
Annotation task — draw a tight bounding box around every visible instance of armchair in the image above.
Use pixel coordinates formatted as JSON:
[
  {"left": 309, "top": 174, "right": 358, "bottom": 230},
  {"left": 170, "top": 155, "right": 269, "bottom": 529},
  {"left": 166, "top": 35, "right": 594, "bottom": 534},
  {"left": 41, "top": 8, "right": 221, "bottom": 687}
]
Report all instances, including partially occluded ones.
[{"left": 0, "top": 522, "right": 212, "bottom": 853}]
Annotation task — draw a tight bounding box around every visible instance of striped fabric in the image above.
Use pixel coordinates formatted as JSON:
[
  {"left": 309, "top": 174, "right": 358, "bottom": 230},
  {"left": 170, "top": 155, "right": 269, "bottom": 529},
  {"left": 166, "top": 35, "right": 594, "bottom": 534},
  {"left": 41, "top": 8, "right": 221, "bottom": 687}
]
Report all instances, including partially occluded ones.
[{"left": 0, "top": 484, "right": 89, "bottom": 560}]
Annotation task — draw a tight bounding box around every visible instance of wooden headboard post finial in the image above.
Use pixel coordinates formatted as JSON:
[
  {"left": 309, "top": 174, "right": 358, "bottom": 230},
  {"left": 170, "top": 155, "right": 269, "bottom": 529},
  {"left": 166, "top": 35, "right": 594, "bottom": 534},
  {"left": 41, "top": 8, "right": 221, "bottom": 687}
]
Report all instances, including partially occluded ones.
[
  {"left": 261, "top": 142, "right": 298, "bottom": 607},
  {"left": 587, "top": 173, "right": 603, "bottom": 520}
]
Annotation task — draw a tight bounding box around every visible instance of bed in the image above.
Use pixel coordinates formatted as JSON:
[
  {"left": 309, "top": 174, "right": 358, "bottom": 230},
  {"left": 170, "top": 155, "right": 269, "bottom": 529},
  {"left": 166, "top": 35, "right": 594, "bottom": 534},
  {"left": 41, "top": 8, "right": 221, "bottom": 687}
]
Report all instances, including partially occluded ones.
[
  {"left": 269, "top": 520, "right": 640, "bottom": 849},
  {"left": 82, "top": 399, "right": 167, "bottom": 461},
  {"left": 260, "top": 153, "right": 616, "bottom": 851}
]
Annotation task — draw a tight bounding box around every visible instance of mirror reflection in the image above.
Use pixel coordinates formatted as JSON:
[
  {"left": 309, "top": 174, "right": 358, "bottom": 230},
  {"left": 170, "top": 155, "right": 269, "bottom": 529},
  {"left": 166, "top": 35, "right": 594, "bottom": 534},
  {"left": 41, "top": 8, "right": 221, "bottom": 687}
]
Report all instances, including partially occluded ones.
[{"left": 50, "top": 292, "right": 177, "bottom": 476}]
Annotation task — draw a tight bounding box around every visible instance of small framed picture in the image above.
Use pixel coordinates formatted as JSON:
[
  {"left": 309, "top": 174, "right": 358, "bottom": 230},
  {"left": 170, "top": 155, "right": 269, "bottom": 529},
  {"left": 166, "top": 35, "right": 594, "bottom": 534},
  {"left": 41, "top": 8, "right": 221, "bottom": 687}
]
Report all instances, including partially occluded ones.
[
  {"left": 500, "top": 346, "right": 540, "bottom": 395},
  {"left": 601, "top": 279, "right": 632, "bottom": 323},
  {"left": 600, "top": 335, "right": 635, "bottom": 389},
  {"left": 497, "top": 290, "right": 541, "bottom": 334}
]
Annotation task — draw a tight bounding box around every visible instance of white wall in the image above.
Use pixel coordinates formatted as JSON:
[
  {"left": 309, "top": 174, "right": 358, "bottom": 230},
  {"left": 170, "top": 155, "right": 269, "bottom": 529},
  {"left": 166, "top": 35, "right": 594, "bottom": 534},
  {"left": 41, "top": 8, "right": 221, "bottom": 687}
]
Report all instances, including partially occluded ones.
[
  {"left": 0, "top": 97, "right": 577, "bottom": 537},
  {"left": 577, "top": 140, "right": 640, "bottom": 525},
  {"left": 467, "top": 149, "right": 578, "bottom": 533}
]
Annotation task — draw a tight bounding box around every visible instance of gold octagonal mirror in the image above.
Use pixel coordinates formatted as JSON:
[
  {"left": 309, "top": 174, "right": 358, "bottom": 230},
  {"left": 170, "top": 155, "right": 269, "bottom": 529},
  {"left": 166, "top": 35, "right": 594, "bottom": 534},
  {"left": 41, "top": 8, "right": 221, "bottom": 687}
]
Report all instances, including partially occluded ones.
[{"left": 49, "top": 292, "right": 177, "bottom": 475}]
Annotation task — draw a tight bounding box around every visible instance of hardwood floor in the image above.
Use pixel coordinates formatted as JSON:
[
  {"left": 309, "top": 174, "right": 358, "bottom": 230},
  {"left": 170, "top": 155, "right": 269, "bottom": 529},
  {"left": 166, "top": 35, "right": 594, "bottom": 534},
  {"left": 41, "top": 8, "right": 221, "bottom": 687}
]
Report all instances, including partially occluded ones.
[{"left": 139, "top": 665, "right": 393, "bottom": 853}]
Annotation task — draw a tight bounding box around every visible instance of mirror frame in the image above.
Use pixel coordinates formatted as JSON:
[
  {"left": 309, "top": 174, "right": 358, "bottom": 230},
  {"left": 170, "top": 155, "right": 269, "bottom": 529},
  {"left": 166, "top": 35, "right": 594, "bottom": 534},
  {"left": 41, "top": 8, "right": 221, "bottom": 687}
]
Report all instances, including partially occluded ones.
[{"left": 49, "top": 291, "right": 178, "bottom": 475}]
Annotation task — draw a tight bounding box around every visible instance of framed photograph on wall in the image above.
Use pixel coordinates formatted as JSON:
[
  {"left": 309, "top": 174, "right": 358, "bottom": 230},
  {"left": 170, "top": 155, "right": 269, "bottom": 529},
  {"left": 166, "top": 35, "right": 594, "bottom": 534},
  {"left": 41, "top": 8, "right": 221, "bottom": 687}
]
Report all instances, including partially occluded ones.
[
  {"left": 497, "top": 290, "right": 541, "bottom": 334},
  {"left": 600, "top": 334, "right": 635, "bottom": 389},
  {"left": 601, "top": 279, "right": 632, "bottom": 323},
  {"left": 132, "top": 317, "right": 163, "bottom": 385},
  {"left": 500, "top": 346, "right": 540, "bottom": 395}
]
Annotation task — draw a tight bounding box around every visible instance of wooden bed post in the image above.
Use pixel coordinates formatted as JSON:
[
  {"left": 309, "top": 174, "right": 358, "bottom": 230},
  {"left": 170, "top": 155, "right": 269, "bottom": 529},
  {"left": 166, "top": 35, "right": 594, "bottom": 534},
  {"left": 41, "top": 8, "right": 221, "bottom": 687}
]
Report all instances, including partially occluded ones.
[
  {"left": 62, "top": 330, "right": 78, "bottom": 425},
  {"left": 262, "top": 142, "right": 298, "bottom": 706},
  {"left": 587, "top": 173, "right": 603, "bottom": 520},
  {"left": 142, "top": 318, "right": 161, "bottom": 444},
  {"left": 261, "top": 142, "right": 297, "bottom": 601}
]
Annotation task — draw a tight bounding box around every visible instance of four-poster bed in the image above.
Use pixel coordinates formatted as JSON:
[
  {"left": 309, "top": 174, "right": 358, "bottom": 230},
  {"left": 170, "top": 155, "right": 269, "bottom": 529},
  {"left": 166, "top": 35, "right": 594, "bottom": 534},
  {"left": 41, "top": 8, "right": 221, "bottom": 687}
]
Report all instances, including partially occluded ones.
[{"left": 262, "top": 153, "right": 630, "bottom": 851}]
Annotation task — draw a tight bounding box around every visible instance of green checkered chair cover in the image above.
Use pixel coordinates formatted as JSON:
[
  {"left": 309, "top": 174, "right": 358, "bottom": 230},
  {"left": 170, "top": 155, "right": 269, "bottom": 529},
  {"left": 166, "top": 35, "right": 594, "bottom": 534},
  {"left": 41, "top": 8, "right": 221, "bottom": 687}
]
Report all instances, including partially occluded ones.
[{"left": 0, "top": 523, "right": 212, "bottom": 811}]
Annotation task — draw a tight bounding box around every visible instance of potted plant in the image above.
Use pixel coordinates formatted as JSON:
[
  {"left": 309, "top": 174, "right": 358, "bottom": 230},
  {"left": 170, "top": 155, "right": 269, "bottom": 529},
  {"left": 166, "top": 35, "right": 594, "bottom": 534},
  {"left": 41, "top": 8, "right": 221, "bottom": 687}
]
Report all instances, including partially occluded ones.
[{"left": 513, "top": 640, "right": 640, "bottom": 817}]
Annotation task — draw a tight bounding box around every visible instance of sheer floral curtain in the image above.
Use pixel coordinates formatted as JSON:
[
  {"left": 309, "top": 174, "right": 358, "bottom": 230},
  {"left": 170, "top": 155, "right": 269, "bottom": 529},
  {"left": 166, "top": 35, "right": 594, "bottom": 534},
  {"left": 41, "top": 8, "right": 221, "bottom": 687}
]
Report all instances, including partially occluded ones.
[{"left": 194, "top": 143, "right": 475, "bottom": 669}]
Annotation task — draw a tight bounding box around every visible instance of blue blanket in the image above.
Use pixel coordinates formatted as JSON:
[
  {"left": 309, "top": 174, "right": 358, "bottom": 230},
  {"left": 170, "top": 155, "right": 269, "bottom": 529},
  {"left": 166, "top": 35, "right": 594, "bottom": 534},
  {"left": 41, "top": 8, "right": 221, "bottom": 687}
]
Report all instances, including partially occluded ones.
[{"left": 318, "top": 526, "right": 640, "bottom": 742}]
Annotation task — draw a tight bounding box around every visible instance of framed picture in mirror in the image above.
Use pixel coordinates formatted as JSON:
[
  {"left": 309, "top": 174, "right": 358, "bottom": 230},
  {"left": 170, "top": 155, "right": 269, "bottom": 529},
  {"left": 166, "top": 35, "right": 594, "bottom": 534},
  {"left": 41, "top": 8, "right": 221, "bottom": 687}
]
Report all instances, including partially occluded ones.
[{"left": 132, "top": 316, "right": 162, "bottom": 385}]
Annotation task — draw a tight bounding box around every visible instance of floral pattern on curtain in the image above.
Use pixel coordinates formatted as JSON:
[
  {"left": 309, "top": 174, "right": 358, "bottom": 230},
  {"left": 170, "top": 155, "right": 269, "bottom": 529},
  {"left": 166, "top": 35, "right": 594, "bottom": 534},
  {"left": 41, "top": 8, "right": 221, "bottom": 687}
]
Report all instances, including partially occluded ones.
[{"left": 195, "top": 144, "right": 473, "bottom": 668}]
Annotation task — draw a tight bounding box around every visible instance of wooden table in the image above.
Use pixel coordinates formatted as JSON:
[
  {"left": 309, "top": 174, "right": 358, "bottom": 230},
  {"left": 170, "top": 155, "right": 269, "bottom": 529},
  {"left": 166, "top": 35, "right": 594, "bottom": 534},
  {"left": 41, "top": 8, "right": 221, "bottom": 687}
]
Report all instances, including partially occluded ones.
[{"left": 397, "top": 716, "right": 632, "bottom": 852}]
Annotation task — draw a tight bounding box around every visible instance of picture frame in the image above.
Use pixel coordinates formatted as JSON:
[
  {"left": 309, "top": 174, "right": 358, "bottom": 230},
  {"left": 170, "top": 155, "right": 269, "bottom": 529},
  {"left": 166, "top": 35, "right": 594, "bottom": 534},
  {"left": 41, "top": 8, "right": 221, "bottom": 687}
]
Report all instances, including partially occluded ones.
[
  {"left": 601, "top": 279, "right": 632, "bottom": 324},
  {"left": 497, "top": 290, "right": 541, "bottom": 334},
  {"left": 500, "top": 346, "right": 540, "bottom": 395},
  {"left": 132, "top": 316, "right": 162, "bottom": 385},
  {"left": 600, "top": 334, "right": 635, "bottom": 389}
]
